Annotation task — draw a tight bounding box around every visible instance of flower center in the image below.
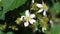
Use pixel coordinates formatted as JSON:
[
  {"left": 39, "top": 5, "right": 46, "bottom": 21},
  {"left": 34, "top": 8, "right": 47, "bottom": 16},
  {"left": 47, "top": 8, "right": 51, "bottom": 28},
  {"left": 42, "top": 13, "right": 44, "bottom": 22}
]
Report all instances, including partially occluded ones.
[
  {"left": 42, "top": 4, "right": 47, "bottom": 10},
  {"left": 25, "top": 16, "right": 30, "bottom": 21}
]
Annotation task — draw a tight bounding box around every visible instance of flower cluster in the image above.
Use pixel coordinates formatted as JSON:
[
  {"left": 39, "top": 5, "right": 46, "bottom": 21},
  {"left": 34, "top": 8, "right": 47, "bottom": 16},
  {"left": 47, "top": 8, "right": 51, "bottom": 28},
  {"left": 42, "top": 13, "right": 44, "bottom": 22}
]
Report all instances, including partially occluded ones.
[{"left": 15, "top": 0, "right": 53, "bottom": 33}]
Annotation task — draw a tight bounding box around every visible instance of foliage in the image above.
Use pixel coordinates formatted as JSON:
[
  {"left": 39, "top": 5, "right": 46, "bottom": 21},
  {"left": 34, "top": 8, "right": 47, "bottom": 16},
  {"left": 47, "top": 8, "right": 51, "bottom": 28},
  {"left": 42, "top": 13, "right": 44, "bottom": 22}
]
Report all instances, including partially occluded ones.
[
  {"left": 50, "top": 2, "right": 60, "bottom": 15},
  {"left": 0, "top": 0, "right": 60, "bottom": 34},
  {"left": 0, "top": 0, "right": 27, "bottom": 20}
]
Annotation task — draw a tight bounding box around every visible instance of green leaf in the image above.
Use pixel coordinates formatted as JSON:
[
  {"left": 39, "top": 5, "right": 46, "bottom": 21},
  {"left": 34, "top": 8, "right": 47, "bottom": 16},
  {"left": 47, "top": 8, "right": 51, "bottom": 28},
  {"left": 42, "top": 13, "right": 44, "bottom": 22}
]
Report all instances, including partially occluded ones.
[
  {"left": 0, "top": 0, "right": 27, "bottom": 20},
  {"left": 0, "top": 30, "right": 5, "bottom": 34},
  {"left": 7, "top": 31, "right": 13, "bottom": 34},
  {"left": 50, "top": 3, "right": 60, "bottom": 15},
  {"left": 50, "top": 24, "right": 60, "bottom": 34},
  {"left": 3, "top": 0, "right": 27, "bottom": 12}
]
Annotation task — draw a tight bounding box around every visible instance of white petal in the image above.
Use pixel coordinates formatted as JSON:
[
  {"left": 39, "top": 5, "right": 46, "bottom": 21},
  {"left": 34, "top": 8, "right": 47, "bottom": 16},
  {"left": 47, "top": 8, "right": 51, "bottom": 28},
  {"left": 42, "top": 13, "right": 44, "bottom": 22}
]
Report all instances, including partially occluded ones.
[
  {"left": 20, "top": 16, "right": 25, "bottom": 21},
  {"left": 25, "top": 10, "right": 30, "bottom": 16},
  {"left": 38, "top": 9, "right": 43, "bottom": 13},
  {"left": 42, "top": 27, "right": 46, "bottom": 32},
  {"left": 50, "top": 20, "right": 53, "bottom": 24},
  {"left": 42, "top": 28, "right": 44, "bottom": 32},
  {"left": 30, "top": 14, "right": 35, "bottom": 18},
  {"left": 24, "top": 21, "right": 29, "bottom": 27},
  {"left": 36, "top": 3, "right": 43, "bottom": 8},
  {"left": 43, "top": 11, "right": 46, "bottom": 16},
  {"left": 50, "top": 20, "right": 53, "bottom": 27},
  {"left": 32, "top": 0, "right": 34, "bottom": 3},
  {"left": 29, "top": 19, "right": 36, "bottom": 24}
]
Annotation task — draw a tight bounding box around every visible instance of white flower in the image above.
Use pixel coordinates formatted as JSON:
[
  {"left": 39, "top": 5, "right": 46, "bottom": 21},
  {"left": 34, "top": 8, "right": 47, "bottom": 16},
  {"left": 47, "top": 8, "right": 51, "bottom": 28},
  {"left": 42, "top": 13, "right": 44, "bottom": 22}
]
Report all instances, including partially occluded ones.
[
  {"left": 20, "top": 10, "right": 36, "bottom": 27},
  {"left": 36, "top": 3, "right": 48, "bottom": 12},
  {"left": 36, "top": 2, "right": 48, "bottom": 16}
]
